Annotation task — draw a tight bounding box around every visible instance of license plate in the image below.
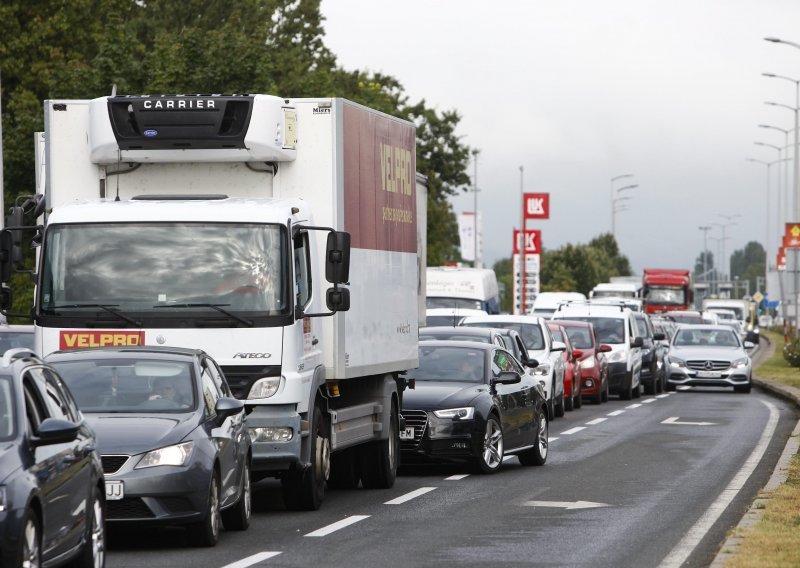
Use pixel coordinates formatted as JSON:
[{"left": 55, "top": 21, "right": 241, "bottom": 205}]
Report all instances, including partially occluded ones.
[
  {"left": 105, "top": 480, "right": 124, "bottom": 501},
  {"left": 696, "top": 371, "right": 721, "bottom": 378},
  {"left": 399, "top": 427, "right": 415, "bottom": 440}
]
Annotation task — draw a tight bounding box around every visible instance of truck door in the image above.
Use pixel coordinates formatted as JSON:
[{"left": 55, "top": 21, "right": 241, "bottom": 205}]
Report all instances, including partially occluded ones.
[{"left": 293, "top": 231, "right": 322, "bottom": 393}]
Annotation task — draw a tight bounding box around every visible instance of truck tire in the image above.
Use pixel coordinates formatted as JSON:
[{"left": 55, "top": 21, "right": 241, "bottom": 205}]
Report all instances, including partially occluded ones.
[
  {"left": 359, "top": 398, "right": 399, "bottom": 489},
  {"left": 328, "top": 448, "right": 361, "bottom": 489},
  {"left": 282, "top": 404, "right": 329, "bottom": 510}
]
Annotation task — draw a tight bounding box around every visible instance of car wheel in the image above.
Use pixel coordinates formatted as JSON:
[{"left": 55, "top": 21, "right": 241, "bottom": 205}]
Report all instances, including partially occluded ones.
[
  {"left": 734, "top": 383, "right": 752, "bottom": 394},
  {"left": 283, "top": 404, "right": 329, "bottom": 510},
  {"left": 475, "top": 415, "right": 504, "bottom": 474},
  {"left": 360, "top": 398, "right": 399, "bottom": 489},
  {"left": 328, "top": 447, "right": 361, "bottom": 489},
  {"left": 554, "top": 389, "right": 565, "bottom": 417},
  {"left": 666, "top": 381, "right": 676, "bottom": 392},
  {"left": 518, "top": 410, "right": 548, "bottom": 466},
  {"left": 17, "top": 509, "right": 41, "bottom": 568},
  {"left": 601, "top": 378, "right": 609, "bottom": 403},
  {"left": 656, "top": 369, "right": 664, "bottom": 393},
  {"left": 565, "top": 385, "right": 574, "bottom": 412},
  {"left": 76, "top": 486, "right": 105, "bottom": 568},
  {"left": 222, "top": 459, "right": 251, "bottom": 531},
  {"left": 644, "top": 377, "right": 656, "bottom": 396},
  {"left": 574, "top": 391, "right": 583, "bottom": 409},
  {"left": 619, "top": 374, "right": 633, "bottom": 400},
  {"left": 189, "top": 473, "right": 221, "bottom": 547}
]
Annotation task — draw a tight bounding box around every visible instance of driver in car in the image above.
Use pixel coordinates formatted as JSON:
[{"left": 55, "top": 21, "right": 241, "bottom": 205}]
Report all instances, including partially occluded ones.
[{"left": 149, "top": 378, "right": 180, "bottom": 402}]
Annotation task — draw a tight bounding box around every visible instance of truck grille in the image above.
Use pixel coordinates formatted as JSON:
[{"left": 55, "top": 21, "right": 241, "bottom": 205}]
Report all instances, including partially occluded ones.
[
  {"left": 400, "top": 410, "right": 428, "bottom": 450},
  {"left": 687, "top": 360, "right": 730, "bottom": 371},
  {"left": 101, "top": 455, "right": 129, "bottom": 475}
]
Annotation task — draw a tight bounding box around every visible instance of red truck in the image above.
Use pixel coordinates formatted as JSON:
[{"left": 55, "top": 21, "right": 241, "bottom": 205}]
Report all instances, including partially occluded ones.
[{"left": 642, "top": 269, "right": 693, "bottom": 314}]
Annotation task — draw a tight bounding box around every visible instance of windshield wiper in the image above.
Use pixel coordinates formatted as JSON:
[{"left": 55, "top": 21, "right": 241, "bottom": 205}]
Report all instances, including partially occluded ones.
[
  {"left": 152, "top": 303, "right": 254, "bottom": 327},
  {"left": 51, "top": 304, "right": 142, "bottom": 327}
]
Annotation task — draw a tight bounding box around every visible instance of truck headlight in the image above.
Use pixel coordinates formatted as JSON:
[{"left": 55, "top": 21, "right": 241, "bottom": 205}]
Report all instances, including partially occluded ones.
[
  {"left": 579, "top": 358, "right": 595, "bottom": 369},
  {"left": 136, "top": 441, "right": 193, "bottom": 469},
  {"left": 731, "top": 357, "right": 749, "bottom": 369},
  {"left": 606, "top": 351, "right": 626, "bottom": 363},
  {"left": 433, "top": 407, "right": 475, "bottom": 420},
  {"left": 669, "top": 357, "right": 687, "bottom": 369},
  {"left": 248, "top": 376, "right": 282, "bottom": 399},
  {"left": 249, "top": 427, "right": 293, "bottom": 443}
]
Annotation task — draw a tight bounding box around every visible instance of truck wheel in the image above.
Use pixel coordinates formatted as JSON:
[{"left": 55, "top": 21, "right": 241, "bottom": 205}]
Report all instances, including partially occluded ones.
[
  {"left": 282, "top": 404, "right": 329, "bottom": 510},
  {"left": 328, "top": 448, "right": 361, "bottom": 489},
  {"left": 359, "top": 398, "right": 399, "bottom": 489}
]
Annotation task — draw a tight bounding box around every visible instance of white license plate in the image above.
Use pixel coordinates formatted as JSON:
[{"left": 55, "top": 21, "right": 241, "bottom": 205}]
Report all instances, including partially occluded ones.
[
  {"left": 696, "top": 371, "right": 721, "bottom": 378},
  {"left": 105, "top": 480, "right": 124, "bottom": 501},
  {"left": 399, "top": 427, "right": 415, "bottom": 440}
]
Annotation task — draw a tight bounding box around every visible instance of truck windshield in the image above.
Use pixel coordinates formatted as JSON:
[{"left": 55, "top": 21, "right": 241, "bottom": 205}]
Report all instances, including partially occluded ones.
[
  {"left": 40, "top": 223, "right": 289, "bottom": 316},
  {"left": 644, "top": 287, "right": 686, "bottom": 305}
]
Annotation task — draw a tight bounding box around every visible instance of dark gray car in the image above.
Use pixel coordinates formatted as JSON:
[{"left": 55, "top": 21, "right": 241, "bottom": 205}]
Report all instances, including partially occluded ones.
[{"left": 46, "top": 346, "right": 251, "bottom": 547}]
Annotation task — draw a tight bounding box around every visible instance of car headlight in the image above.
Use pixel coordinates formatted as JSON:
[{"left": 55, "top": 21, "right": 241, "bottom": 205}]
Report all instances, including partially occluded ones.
[
  {"left": 731, "top": 357, "right": 750, "bottom": 369},
  {"left": 136, "top": 441, "right": 194, "bottom": 469},
  {"left": 433, "top": 407, "right": 475, "bottom": 420},
  {"left": 668, "top": 357, "right": 687, "bottom": 369},
  {"left": 579, "top": 358, "right": 596, "bottom": 369},
  {"left": 532, "top": 364, "right": 551, "bottom": 376},
  {"left": 606, "top": 350, "right": 626, "bottom": 363},
  {"left": 0, "top": 486, "right": 6, "bottom": 512},
  {"left": 248, "top": 376, "right": 282, "bottom": 399}
]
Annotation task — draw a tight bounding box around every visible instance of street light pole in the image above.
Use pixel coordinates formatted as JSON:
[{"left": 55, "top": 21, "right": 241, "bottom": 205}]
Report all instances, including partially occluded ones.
[
  {"left": 746, "top": 158, "right": 786, "bottom": 280},
  {"left": 519, "top": 165, "right": 524, "bottom": 314},
  {"left": 472, "top": 149, "right": 480, "bottom": 268},
  {"left": 610, "top": 174, "right": 634, "bottom": 238},
  {"left": 758, "top": 123, "right": 790, "bottom": 224},
  {"left": 713, "top": 215, "right": 741, "bottom": 281},
  {"left": 698, "top": 225, "right": 711, "bottom": 281}
]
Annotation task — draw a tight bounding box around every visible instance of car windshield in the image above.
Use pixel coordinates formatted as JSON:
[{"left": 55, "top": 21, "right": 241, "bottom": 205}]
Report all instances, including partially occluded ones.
[
  {"left": 425, "top": 315, "right": 464, "bottom": 327},
  {"left": 0, "top": 330, "right": 34, "bottom": 353},
  {"left": 426, "top": 297, "right": 483, "bottom": 310},
  {"left": 0, "top": 376, "right": 15, "bottom": 441},
  {"left": 419, "top": 330, "right": 492, "bottom": 343},
  {"left": 707, "top": 306, "right": 744, "bottom": 320},
  {"left": 672, "top": 329, "right": 740, "bottom": 347},
  {"left": 712, "top": 311, "right": 735, "bottom": 321},
  {"left": 548, "top": 327, "right": 564, "bottom": 342},
  {"left": 51, "top": 358, "right": 197, "bottom": 413},
  {"left": 412, "top": 346, "right": 486, "bottom": 383},
  {"left": 644, "top": 286, "right": 686, "bottom": 305},
  {"left": 669, "top": 314, "right": 704, "bottom": 324},
  {"left": 40, "top": 222, "right": 289, "bottom": 315},
  {"left": 558, "top": 317, "right": 625, "bottom": 344},
  {"left": 635, "top": 317, "right": 650, "bottom": 337},
  {"left": 563, "top": 327, "right": 593, "bottom": 349},
  {"left": 462, "top": 322, "right": 545, "bottom": 350}
]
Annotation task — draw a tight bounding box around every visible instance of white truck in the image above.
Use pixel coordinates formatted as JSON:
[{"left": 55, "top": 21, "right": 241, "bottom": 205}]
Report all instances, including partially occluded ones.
[
  {"left": 0, "top": 94, "right": 425, "bottom": 510},
  {"left": 425, "top": 266, "right": 500, "bottom": 313}
]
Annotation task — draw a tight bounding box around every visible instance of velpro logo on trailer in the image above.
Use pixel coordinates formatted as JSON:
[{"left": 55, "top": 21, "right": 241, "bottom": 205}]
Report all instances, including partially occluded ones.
[{"left": 59, "top": 331, "right": 145, "bottom": 350}]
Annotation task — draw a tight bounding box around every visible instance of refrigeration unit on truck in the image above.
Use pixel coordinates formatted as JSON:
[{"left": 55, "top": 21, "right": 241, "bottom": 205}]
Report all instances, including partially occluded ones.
[
  {"left": 0, "top": 94, "right": 424, "bottom": 511},
  {"left": 641, "top": 269, "right": 693, "bottom": 314}
]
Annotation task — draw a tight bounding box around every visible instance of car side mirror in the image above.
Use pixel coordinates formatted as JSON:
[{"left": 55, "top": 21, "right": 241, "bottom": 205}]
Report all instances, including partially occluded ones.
[
  {"left": 653, "top": 333, "right": 666, "bottom": 341},
  {"left": 631, "top": 337, "right": 644, "bottom": 348},
  {"left": 598, "top": 344, "right": 612, "bottom": 353},
  {"left": 572, "top": 349, "right": 584, "bottom": 359},
  {"left": 493, "top": 371, "right": 521, "bottom": 385},
  {"left": 30, "top": 418, "right": 80, "bottom": 447},
  {"left": 214, "top": 397, "right": 245, "bottom": 425},
  {"left": 744, "top": 341, "right": 755, "bottom": 349},
  {"left": 526, "top": 358, "right": 539, "bottom": 369}
]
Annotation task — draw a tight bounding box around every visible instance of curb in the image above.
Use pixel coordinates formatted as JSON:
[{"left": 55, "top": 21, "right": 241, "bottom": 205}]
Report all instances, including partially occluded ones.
[{"left": 709, "top": 337, "right": 800, "bottom": 567}]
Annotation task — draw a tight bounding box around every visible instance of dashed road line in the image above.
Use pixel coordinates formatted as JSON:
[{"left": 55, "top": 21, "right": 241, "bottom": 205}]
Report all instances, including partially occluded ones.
[
  {"left": 626, "top": 403, "right": 642, "bottom": 409},
  {"left": 607, "top": 410, "right": 625, "bottom": 416},
  {"left": 549, "top": 436, "right": 559, "bottom": 442},
  {"left": 656, "top": 393, "right": 671, "bottom": 398},
  {"left": 221, "top": 552, "right": 282, "bottom": 568},
  {"left": 642, "top": 398, "right": 656, "bottom": 404},
  {"left": 678, "top": 386, "right": 692, "bottom": 391},
  {"left": 585, "top": 418, "right": 607, "bottom": 425},
  {"left": 445, "top": 474, "right": 470, "bottom": 481},
  {"left": 384, "top": 487, "right": 437, "bottom": 505},
  {"left": 305, "top": 515, "right": 370, "bottom": 537},
  {"left": 561, "top": 426, "right": 586, "bottom": 435}
]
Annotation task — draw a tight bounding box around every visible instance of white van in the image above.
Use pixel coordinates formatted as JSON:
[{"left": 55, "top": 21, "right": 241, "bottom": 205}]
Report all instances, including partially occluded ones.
[
  {"left": 530, "top": 291, "right": 587, "bottom": 316},
  {"left": 426, "top": 267, "right": 501, "bottom": 314},
  {"left": 701, "top": 298, "right": 756, "bottom": 341},
  {"left": 552, "top": 303, "right": 643, "bottom": 400},
  {"left": 590, "top": 282, "right": 639, "bottom": 299}
]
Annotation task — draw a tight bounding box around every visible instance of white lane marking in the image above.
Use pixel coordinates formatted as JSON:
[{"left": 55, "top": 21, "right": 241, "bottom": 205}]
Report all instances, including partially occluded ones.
[
  {"left": 662, "top": 416, "right": 715, "bottom": 426},
  {"left": 678, "top": 386, "right": 692, "bottom": 391},
  {"left": 221, "top": 552, "right": 282, "bottom": 568},
  {"left": 642, "top": 398, "right": 656, "bottom": 404},
  {"left": 607, "top": 410, "right": 625, "bottom": 416},
  {"left": 445, "top": 474, "right": 470, "bottom": 481},
  {"left": 626, "top": 403, "right": 642, "bottom": 409},
  {"left": 549, "top": 437, "right": 559, "bottom": 442},
  {"left": 523, "top": 500, "right": 609, "bottom": 509},
  {"left": 305, "top": 515, "right": 370, "bottom": 537},
  {"left": 658, "top": 400, "right": 780, "bottom": 568},
  {"left": 656, "top": 394, "right": 671, "bottom": 398},
  {"left": 561, "top": 427, "right": 586, "bottom": 435},
  {"left": 384, "top": 487, "right": 437, "bottom": 505},
  {"left": 586, "top": 418, "right": 607, "bottom": 425}
]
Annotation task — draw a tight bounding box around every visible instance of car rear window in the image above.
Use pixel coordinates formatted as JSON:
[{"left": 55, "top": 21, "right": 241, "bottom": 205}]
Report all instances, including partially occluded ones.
[
  {"left": 462, "top": 322, "right": 545, "bottom": 350},
  {"left": 413, "top": 346, "right": 486, "bottom": 383}
]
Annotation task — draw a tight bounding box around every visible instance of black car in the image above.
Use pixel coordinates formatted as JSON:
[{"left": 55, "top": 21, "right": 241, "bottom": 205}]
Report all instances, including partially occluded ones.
[
  {"left": 46, "top": 346, "right": 251, "bottom": 547},
  {"left": 401, "top": 341, "right": 548, "bottom": 473},
  {"left": 0, "top": 348, "right": 105, "bottom": 568},
  {"left": 633, "top": 312, "right": 667, "bottom": 394}
]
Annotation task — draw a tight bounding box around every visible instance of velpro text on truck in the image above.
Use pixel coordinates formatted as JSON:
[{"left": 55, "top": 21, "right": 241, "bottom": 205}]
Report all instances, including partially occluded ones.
[{"left": 0, "top": 94, "right": 425, "bottom": 510}]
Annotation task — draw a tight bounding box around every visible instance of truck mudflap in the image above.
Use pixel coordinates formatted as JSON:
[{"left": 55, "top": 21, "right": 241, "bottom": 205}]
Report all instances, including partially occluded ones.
[{"left": 246, "top": 404, "right": 302, "bottom": 473}]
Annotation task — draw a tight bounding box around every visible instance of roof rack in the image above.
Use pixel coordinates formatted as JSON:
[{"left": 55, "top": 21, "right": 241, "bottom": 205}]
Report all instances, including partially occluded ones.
[
  {"left": 2, "top": 348, "right": 37, "bottom": 368},
  {"left": 554, "top": 299, "right": 626, "bottom": 312}
]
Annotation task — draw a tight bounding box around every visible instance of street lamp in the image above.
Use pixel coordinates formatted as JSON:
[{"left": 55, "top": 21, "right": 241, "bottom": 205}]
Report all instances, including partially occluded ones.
[
  {"left": 713, "top": 216, "right": 740, "bottom": 280},
  {"left": 471, "top": 149, "right": 480, "bottom": 268},
  {"left": 611, "top": 180, "right": 637, "bottom": 240},
  {"left": 698, "top": 225, "right": 712, "bottom": 283},
  {"left": 764, "top": 80, "right": 800, "bottom": 220},
  {"left": 747, "top": 157, "right": 788, "bottom": 277},
  {"left": 758, "top": 123, "right": 791, "bottom": 223},
  {"left": 610, "top": 174, "right": 634, "bottom": 236}
]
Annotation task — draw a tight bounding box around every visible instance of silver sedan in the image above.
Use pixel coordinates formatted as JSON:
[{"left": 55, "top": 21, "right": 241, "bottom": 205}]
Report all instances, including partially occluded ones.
[{"left": 665, "top": 325, "right": 754, "bottom": 393}]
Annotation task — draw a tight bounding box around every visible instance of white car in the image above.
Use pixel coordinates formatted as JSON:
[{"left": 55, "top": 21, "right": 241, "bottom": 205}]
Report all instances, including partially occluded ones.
[
  {"left": 551, "top": 303, "right": 643, "bottom": 400},
  {"left": 459, "top": 314, "right": 566, "bottom": 419},
  {"left": 425, "top": 308, "right": 487, "bottom": 327}
]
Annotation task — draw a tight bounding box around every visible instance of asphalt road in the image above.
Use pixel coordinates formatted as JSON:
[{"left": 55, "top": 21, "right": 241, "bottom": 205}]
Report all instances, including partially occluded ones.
[{"left": 105, "top": 377, "right": 798, "bottom": 568}]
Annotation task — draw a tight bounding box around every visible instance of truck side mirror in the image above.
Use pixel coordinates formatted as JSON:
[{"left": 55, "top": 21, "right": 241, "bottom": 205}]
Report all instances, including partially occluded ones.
[
  {"left": 0, "top": 230, "right": 14, "bottom": 283},
  {"left": 325, "top": 231, "right": 350, "bottom": 284},
  {"left": 0, "top": 286, "right": 12, "bottom": 311},
  {"left": 326, "top": 287, "right": 350, "bottom": 312}
]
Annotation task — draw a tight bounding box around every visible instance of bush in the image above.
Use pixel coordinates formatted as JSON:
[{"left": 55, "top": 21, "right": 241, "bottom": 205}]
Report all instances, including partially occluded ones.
[{"left": 782, "top": 337, "right": 800, "bottom": 367}]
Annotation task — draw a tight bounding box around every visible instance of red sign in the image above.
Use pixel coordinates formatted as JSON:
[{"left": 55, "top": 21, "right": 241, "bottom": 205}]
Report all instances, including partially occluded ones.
[
  {"left": 785, "top": 223, "right": 800, "bottom": 238},
  {"left": 513, "top": 229, "right": 541, "bottom": 254},
  {"left": 59, "top": 330, "right": 145, "bottom": 350},
  {"left": 783, "top": 234, "right": 800, "bottom": 249},
  {"left": 523, "top": 193, "right": 550, "bottom": 220}
]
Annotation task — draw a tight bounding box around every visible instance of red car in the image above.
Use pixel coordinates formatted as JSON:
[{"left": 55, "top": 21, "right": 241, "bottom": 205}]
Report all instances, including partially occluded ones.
[
  {"left": 553, "top": 320, "right": 611, "bottom": 405},
  {"left": 547, "top": 322, "right": 582, "bottom": 411}
]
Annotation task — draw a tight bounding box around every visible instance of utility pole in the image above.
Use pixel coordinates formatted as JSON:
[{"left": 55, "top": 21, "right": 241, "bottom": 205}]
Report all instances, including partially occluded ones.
[{"left": 472, "top": 149, "right": 480, "bottom": 268}]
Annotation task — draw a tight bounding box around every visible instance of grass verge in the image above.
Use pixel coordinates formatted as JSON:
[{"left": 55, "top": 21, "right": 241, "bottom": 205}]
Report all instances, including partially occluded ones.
[{"left": 723, "top": 329, "right": 800, "bottom": 568}]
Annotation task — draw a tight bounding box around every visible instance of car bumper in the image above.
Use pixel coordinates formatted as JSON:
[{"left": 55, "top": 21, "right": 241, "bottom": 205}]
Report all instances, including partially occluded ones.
[
  {"left": 666, "top": 368, "right": 752, "bottom": 388},
  {"left": 578, "top": 367, "right": 601, "bottom": 395},
  {"left": 245, "top": 404, "right": 302, "bottom": 473},
  {"left": 607, "top": 361, "right": 629, "bottom": 391},
  {"left": 400, "top": 410, "right": 483, "bottom": 463}
]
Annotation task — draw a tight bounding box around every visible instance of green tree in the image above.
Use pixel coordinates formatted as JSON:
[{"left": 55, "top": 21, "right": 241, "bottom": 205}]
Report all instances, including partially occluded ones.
[
  {"left": 493, "top": 257, "right": 512, "bottom": 312},
  {"left": 730, "top": 241, "right": 765, "bottom": 298}
]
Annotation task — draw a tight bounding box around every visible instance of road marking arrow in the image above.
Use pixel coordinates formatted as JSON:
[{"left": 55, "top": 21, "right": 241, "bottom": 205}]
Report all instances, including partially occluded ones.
[
  {"left": 523, "top": 500, "right": 609, "bottom": 510},
  {"left": 662, "top": 416, "right": 716, "bottom": 426}
]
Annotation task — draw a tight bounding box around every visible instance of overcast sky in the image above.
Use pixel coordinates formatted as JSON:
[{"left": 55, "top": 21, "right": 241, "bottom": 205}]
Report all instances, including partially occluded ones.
[{"left": 320, "top": 0, "right": 800, "bottom": 277}]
